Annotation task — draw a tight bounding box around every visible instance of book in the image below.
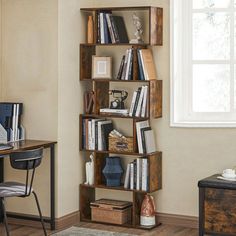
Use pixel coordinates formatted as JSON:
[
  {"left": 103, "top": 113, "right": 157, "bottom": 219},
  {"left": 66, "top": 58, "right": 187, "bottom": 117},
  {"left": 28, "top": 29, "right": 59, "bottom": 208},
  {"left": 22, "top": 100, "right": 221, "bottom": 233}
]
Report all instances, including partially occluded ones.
[
  {"left": 137, "top": 49, "right": 145, "bottom": 81},
  {"left": 144, "top": 129, "right": 157, "bottom": 153},
  {"left": 125, "top": 49, "right": 132, "bottom": 80},
  {"left": 116, "top": 55, "right": 125, "bottom": 80},
  {"left": 130, "top": 162, "right": 134, "bottom": 190},
  {"left": 92, "top": 119, "right": 103, "bottom": 150},
  {"left": 140, "top": 127, "right": 151, "bottom": 153},
  {"left": 101, "top": 122, "right": 113, "bottom": 150},
  {"left": 124, "top": 163, "right": 131, "bottom": 189},
  {"left": 95, "top": 119, "right": 105, "bottom": 150},
  {"left": 136, "top": 158, "right": 142, "bottom": 190},
  {"left": 88, "top": 120, "right": 92, "bottom": 150},
  {"left": 106, "top": 13, "right": 116, "bottom": 43},
  {"left": 103, "top": 13, "right": 111, "bottom": 44},
  {"left": 141, "top": 86, "right": 148, "bottom": 117},
  {"left": 127, "top": 49, "right": 134, "bottom": 80},
  {"left": 141, "top": 158, "right": 148, "bottom": 191},
  {"left": 121, "top": 49, "right": 129, "bottom": 80},
  {"left": 132, "top": 87, "right": 142, "bottom": 116},
  {"left": 100, "top": 13, "right": 105, "bottom": 44},
  {"left": 111, "top": 16, "right": 129, "bottom": 43},
  {"left": 135, "top": 86, "right": 145, "bottom": 117},
  {"left": 100, "top": 108, "right": 128, "bottom": 115},
  {"left": 140, "top": 49, "right": 157, "bottom": 80},
  {"left": 129, "top": 91, "right": 138, "bottom": 117},
  {"left": 97, "top": 120, "right": 112, "bottom": 150},
  {"left": 136, "top": 120, "right": 150, "bottom": 153}
]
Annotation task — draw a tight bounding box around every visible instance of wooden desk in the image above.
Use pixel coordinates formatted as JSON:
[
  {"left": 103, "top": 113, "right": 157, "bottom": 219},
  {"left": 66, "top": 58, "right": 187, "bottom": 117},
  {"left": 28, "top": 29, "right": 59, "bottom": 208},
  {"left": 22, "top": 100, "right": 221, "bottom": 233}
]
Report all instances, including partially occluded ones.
[{"left": 0, "top": 140, "right": 57, "bottom": 230}]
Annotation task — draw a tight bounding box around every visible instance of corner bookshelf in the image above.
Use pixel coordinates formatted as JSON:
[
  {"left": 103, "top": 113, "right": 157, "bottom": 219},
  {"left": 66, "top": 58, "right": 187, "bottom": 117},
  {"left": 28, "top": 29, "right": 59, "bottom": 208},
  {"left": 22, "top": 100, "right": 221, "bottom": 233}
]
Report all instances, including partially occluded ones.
[{"left": 79, "top": 6, "right": 163, "bottom": 230}]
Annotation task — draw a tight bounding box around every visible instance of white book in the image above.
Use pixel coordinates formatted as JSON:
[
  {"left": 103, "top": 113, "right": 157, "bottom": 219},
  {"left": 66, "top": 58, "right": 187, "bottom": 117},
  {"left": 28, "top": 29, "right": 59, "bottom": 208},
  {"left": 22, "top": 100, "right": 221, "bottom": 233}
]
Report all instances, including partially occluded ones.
[
  {"left": 106, "top": 14, "right": 115, "bottom": 43},
  {"left": 12, "top": 104, "right": 17, "bottom": 141},
  {"left": 125, "top": 49, "right": 132, "bottom": 80},
  {"left": 97, "top": 120, "right": 112, "bottom": 150},
  {"left": 100, "top": 108, "right": 128, "bottom": 114},
  {"left": 91, "top": 119, "right": 103, "bottom": 150},
  {"left": 130, "top": 162, "right": 134, "bottom": 190},
  {"left": 144, "top": 130, "right": 157, "bottom": 153},
  {"left": 100, "top": 13, "right": 105, "bottom": 44},
  {"left": 141, "top": 158, "right": 148, "bottom": 191},
  {"left": 124, "top": 163, "right": 131, "bottom": 189},
  {"left": 88, "top": 120, "right": 92, "bottom": 150},
  {"left": 0, "top": 124, "right": 7, "bottom": 144},
  {"left": 136, "top": 120, "right": 150, "bottom": 154},
  {"left": 135, "top": 86, "right": 145, "bottom": 117},
  {"left": 136, "top": 158, "right": 142, "bottom": 190},
  {"left": 129, "top": 91, "right": 138, "bottom": 117},
  {"left": 141, "top": 86, "right": 148, "bottom": 118},
  {"left": 15, "top": 104, "right": 19, "bottom": 140}
]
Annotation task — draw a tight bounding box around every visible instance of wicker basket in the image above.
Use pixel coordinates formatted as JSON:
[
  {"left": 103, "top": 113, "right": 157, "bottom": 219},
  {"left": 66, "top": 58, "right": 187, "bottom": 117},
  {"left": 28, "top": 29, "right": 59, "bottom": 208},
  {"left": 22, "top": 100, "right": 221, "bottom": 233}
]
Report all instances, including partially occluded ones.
[
  {"left": 91, "top": 199, "right": 132, "bottom": 225},
  {"left": 109, "top": 136, "right": 133, "bottom": 153}
]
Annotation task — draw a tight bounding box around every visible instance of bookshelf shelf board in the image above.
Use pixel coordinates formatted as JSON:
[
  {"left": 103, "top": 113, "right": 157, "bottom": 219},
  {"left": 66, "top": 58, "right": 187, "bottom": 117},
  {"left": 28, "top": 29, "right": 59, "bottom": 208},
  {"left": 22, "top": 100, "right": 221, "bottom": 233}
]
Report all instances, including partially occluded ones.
[
  {"left": 80, "top": 43, "right": 150, "bottom": 47},
  {"left": 80, "top": 149, "right": 161, "bottom": 157},
  {"left": 80, "top": 183, "right": 155, "bottom": 194},
  {"left": 81, "top": 78, "right": 154, "bottom": 83},
  {"left": 80, "top": 6, "right": 156, "bottom": 11},
  {"left": 81, "top": 113, "right": 150, "bottom": 120}
]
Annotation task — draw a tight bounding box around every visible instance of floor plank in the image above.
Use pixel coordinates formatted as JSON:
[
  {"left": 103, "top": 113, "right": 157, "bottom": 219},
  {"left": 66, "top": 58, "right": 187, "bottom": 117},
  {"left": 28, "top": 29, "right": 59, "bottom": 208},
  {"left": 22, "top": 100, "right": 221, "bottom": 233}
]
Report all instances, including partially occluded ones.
[{"left": 0, "top": 222, "right": 198, "bottom": 236}]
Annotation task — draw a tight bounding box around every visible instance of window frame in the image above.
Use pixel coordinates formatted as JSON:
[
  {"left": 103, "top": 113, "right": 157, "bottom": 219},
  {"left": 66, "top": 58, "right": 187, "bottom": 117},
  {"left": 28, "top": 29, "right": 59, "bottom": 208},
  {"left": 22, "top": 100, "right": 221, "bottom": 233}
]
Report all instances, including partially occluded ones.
[{"left": 170, "top": 0, "right": 236, "bottom": 127}]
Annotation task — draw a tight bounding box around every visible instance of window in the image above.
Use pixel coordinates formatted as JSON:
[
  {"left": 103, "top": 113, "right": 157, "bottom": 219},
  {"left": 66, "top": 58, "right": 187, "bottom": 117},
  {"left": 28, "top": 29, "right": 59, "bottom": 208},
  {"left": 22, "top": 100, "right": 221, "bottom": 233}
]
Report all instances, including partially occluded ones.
[{"left": 171, "top": 0, "right": 236, "bottom": 127}]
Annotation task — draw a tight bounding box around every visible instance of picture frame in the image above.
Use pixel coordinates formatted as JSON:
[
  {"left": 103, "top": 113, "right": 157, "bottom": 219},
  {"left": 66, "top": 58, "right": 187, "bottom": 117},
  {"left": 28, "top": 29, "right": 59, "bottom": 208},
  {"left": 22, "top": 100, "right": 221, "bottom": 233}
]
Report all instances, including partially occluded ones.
[{"left": 92, "top": 56, "right": 112, "bottom": 79}]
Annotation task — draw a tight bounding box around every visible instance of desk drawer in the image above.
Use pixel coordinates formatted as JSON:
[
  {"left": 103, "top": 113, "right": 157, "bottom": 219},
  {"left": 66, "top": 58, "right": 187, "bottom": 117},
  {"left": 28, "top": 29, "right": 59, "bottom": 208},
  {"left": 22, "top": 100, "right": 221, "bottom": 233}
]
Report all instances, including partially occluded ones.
[{"left": 205, "top": 188, "right": 236, "bottom": 235}]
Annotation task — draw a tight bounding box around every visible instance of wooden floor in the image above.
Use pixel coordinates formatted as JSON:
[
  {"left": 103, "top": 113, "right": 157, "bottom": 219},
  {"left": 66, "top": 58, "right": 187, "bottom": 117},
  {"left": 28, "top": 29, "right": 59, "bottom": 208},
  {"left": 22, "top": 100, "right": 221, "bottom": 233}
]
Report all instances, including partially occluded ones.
[{"left": 0, "top": 222, "right": 199, "bottom": 236}]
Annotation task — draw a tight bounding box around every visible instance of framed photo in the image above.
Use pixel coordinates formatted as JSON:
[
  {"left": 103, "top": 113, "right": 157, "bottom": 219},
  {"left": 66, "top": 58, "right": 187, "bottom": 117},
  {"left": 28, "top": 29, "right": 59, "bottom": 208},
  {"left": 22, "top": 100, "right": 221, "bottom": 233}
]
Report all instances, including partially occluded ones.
[{"left": 92, "top": 56, "right": 112, "bottom": 79}]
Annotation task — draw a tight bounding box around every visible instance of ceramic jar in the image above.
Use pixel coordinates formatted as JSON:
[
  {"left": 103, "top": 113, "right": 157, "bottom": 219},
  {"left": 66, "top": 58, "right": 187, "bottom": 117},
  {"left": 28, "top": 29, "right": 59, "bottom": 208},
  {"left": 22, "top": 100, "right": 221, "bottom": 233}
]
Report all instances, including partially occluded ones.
[{"left": 140, "top": 194, "right": 156, "bottom": 226}]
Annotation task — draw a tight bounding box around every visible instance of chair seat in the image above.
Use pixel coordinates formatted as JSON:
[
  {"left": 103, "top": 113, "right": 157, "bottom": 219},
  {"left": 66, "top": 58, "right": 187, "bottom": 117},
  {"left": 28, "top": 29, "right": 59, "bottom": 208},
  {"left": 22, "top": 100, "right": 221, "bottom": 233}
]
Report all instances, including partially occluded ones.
[{"left": 0, "top": 182, "right": 33, "bottom": 197}]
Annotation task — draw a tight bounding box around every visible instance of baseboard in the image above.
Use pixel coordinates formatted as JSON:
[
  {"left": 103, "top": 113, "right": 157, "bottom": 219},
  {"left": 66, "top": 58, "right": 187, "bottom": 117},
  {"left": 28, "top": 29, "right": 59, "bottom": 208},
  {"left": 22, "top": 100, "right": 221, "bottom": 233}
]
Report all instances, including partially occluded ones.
[
  {"left": 157, "top": 212, "right": 198, "bottom": 229},
  {"left": 7, "top": 211, "right": 80, "bottom": 231}
]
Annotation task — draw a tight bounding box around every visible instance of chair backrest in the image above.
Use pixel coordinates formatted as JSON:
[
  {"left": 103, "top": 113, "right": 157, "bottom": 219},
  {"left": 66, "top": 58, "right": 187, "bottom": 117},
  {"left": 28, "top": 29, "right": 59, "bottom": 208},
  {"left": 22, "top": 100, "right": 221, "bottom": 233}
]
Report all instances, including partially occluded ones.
[{"left": 9, "top": 148, "right": 43, "bottom": 196}]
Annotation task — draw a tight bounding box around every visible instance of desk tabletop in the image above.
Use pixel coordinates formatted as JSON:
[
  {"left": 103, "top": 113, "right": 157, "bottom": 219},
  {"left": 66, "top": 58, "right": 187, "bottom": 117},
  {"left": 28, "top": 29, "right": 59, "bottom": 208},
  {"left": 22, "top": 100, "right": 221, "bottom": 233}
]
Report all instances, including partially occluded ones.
[{"left": 0, "top": 140, "right": 57, "bottom": 155}]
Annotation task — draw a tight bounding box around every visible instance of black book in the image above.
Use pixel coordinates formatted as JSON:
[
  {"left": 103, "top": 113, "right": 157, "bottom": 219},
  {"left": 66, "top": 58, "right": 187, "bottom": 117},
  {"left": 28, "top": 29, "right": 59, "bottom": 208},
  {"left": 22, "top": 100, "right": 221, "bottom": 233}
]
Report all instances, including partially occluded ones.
[
  {"left": 127, "top": 49, "right": 134, "bottom": 80},
  {"left": 110, "top": 16, "right": 129, "bottom": 43},
  {"left": 101, "top": 122, "right": 113, "bottom": 150},
  {"left": 116, "top": 55, "right": 125, "bottom": 80},
  {"left": 137, "top": 49, "right": 145, "bottom": 81},
  {"left": 103, "top": 13, "right": 111, "bottom": 44},
  {"left": 140, "top": 127, "right": 151, "bottom": 153},
  {"left": 132, "top": 87, "right": 142, "bottom": 116}
]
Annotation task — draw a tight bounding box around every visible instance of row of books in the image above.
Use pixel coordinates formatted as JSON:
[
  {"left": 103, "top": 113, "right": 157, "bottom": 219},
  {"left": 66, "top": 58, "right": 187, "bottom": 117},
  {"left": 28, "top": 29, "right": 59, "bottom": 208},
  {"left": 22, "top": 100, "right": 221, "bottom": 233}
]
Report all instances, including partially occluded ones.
[
  {"left": 97, "top": 11, "right": 129, "bottom": 44},
  {"left": 117, "top": 48, "right": 157, "bottom": 81},
  {"left": 0, "top": 103, "right": 25, "bottom": 143},
  {"left": 129, "top": 85, "right": 148, "bottom": 118},
  {"left": 136, "top": 120, "right": 157, "bottom": 154},
  {"left": 82, "top": 118, "right": 113, "bottom": 151},
  {"left": 124, "top": 158, "right": 149, "bottom": 191}
]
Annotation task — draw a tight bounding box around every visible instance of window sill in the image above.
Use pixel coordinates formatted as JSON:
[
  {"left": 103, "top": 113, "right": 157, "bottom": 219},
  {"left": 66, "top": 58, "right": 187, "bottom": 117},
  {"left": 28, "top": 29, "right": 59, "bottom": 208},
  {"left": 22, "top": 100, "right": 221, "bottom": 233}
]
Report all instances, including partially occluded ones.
[{"left": 170, "top": 121, "right": 236, "bottom": 128}]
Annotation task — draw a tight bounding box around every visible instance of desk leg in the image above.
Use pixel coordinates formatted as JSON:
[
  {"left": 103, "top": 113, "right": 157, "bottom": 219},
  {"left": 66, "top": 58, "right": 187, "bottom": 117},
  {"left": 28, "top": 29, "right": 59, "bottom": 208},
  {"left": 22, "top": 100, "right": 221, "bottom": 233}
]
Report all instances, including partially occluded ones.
[
  {"left": 50, "top": 144, "right": 55, "bottom": 230},
  {"left": 199, "top": 187, "right": 205, "bottom": 236},
  {"left": 0, "top": 158, "right": 3, "bottom": 222}
]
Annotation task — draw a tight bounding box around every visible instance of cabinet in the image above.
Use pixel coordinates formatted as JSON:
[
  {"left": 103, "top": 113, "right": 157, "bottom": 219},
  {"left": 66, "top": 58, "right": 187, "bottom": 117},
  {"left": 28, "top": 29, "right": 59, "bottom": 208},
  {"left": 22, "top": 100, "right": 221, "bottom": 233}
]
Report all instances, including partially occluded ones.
[{"left": 79, "top": 6, "right": 163, "bottom": 229}]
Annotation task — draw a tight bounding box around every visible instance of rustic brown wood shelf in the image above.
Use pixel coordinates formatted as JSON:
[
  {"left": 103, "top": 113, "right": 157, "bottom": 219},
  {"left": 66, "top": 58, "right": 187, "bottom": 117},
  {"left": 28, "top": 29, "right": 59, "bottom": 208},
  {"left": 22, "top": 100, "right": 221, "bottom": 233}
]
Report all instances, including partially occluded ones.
[{"left": 79, "top": 6, "right": 163, "bottom": 230}]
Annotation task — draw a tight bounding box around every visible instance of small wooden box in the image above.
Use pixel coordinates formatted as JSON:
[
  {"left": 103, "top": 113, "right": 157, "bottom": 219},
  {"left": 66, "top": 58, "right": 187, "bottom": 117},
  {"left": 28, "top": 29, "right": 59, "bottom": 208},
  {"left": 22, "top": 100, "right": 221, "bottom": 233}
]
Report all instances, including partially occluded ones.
[
  {"left": 109, "top": 137, "right": 133, "bottom": 153},
  {"left": 91, "top": 199, "right": 132, "bottom": 225}
]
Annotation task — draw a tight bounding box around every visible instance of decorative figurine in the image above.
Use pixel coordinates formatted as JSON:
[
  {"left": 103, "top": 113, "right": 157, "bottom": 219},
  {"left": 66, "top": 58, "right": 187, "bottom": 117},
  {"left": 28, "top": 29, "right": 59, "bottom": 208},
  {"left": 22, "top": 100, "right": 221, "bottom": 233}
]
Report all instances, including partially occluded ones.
[
  {"left": 140, "top": 194, "right": 156, "bottom": 227},
  {"left": 129, "top": 13, "right": 144, "bottom": 44},
  {"left": 85, "top": 153, "right": 94, "bottom": 185}
]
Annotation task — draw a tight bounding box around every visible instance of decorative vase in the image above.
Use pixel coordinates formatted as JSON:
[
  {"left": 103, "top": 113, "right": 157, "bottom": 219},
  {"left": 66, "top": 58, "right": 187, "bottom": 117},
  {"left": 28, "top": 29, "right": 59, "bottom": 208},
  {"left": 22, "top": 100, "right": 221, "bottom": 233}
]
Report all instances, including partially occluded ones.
[
  {"left": 87, "top": 15, "right": 94, "bottom": 44},
  {"left": 140, "top": 195, "right": 156, "bottom": 227},
  {"left": 102, "top": 157, "right": 123, "bottom": 187}
]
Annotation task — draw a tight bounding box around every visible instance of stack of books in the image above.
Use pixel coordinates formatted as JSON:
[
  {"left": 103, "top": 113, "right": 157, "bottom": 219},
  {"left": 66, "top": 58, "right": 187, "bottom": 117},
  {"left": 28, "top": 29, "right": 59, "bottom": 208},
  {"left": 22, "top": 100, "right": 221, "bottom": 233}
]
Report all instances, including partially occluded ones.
[
  {"left": 136, "top": 120, "right": 157, "bottom": 154},
  {"left": 129, "top": 85, "right": 148, "bottom": 118},
  {"left": 97, "top": 12, "right": 129, "bottom": 44},
  {"left": 116, "top": 48, "right": 157, "bottom": 81},
  {"left": 124, "top": 158, "right": 149, "bottom": 191},
  {"left": 82, "top": 118, "right": 113, "bottom": 151},
  {"left": 0, "top": 103, "right": 25, "bottom": 143}
]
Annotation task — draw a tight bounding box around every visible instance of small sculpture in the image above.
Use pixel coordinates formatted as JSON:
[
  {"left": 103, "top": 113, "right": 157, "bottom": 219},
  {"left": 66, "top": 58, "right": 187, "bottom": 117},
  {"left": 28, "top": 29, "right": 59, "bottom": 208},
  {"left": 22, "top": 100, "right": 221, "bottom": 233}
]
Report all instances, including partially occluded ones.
[
  {"left": 85, "top": 153, "right": 94, "bottom": 185},
  {"left": 140, "top": 195, "right": 156, "bottom": 226},
  {"left": 130, "top": 13, "right": 144, "bottom": 44}
]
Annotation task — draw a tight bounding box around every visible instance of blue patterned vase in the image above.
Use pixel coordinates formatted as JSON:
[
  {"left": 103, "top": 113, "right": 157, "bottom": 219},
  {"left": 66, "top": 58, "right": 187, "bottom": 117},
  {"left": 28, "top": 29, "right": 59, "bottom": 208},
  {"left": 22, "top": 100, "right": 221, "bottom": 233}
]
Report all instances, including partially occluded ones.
[{"left": 102, "top": 157, "right": 123, "bottom": 187}]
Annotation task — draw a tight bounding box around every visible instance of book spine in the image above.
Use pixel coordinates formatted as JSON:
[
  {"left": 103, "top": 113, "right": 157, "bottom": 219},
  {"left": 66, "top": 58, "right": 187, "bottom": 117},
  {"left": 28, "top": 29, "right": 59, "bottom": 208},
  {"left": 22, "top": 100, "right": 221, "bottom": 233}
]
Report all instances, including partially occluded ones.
[
  {"left": 82, "top": 119, "right": 86, "bottom": 149},
  {"left": 139, "top": 49, "right": 147, "bottom": 80},
  {"left": 141, "top": 129, "right": 147, "bottom": 154},
  {"left": 106, "top": 14, "right": 115, "bottom": 43},
  {"left": 135, "top": 86, "right": 145, "bottom": 117},
  {"left": 136, "top": 158, "right": 141, "bottom": 190},
  {"left": 127, "top": 49, "right": 134, "bottom": 80},
  {"left": 124, "top": 163, "right": 131, "bottom": 189},
  {"left": 132, "top": 87, "right": 142, "bottom": 116},
  {"left": 97, "top": 11, "right": 100, "bottom": 43},
  {"left": 130, "top": 162, "right": 134, "bottom": 190},
  {"left": 110, "top": 16, "right": 119, "bottom": 43},
  {"left": 103, "top": 13, "right": 110, "bottom": 44},
  {"left": 85, "top": 119, "right": 89, "bottom": 150},
  {"left": 121, "top": 49, "right": 129, "bottom": 80},
  {"left": 88, "top": 120, "right": 92, "bottom": 150},
  {"left": 125, "top": 49, "right": 132, "bottom": 80},
  {"left": 100, "top": 13, "right": 105, "bottom": 44},
  {"left": 137, "top": 49, "right": 145, "bottom": 81},
  {"left": 141, "top": 86, "right": 148, "bottom": 118},
  {"left": 141, "top": 159, "right": 148, "bottom": 191},
  {"left": 129, "top": 91, "right": 138, "bottom": 117},
  {"left": 116, "top": 55, "right": 125, "bottom": 80}
]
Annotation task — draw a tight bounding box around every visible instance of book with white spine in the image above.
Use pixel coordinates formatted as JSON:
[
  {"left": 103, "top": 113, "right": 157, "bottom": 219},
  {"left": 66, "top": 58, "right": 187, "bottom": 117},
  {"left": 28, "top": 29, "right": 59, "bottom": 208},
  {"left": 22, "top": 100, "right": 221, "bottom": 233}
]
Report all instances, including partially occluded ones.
[
  {"left": 136, "top": 120, "right": 150, "bottom": 153},
  {"left": 141, "top": 86, "right": 148, "bottom": 117},
  {"left": 130, "top": 162, "right": 134, "bottom": 190},
  {"left": 125, "top": 49, "right": 132, "bottom": 80},
  {"left": 100, "top": 13, "right": 105, "bottom": 44},
  {"left": 124, "top": 163, "right": 131, "bottom": 189},
  {"left": 136, "top": 158, "right": 142, "bottom": 190},
  {"left": 141, "top": 158, "right": 148, "bottom": 191},
  {"left": 129, "top": 91, "right": 138, "bottom": 117},
  {"left": 88, "top": 120, "right": 92, "bottom": 150}
]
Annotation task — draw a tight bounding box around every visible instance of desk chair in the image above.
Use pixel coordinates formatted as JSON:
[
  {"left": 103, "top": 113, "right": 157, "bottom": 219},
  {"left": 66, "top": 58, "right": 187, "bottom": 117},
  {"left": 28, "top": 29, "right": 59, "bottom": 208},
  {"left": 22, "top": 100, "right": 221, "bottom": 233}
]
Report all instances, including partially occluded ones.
[{"left": 0, "top": 148, "right": 47, "bottom": 236}]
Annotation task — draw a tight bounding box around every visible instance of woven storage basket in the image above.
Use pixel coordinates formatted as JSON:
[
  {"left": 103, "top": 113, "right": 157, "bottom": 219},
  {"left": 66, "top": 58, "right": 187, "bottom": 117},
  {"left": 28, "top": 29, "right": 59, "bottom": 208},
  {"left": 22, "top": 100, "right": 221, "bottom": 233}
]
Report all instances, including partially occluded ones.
[
  {"left": 91, "top": 199, "right": 132, "bottom": 225},
  {"left": 109, "top": 137, "right": 133, "bottom": 152}
]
